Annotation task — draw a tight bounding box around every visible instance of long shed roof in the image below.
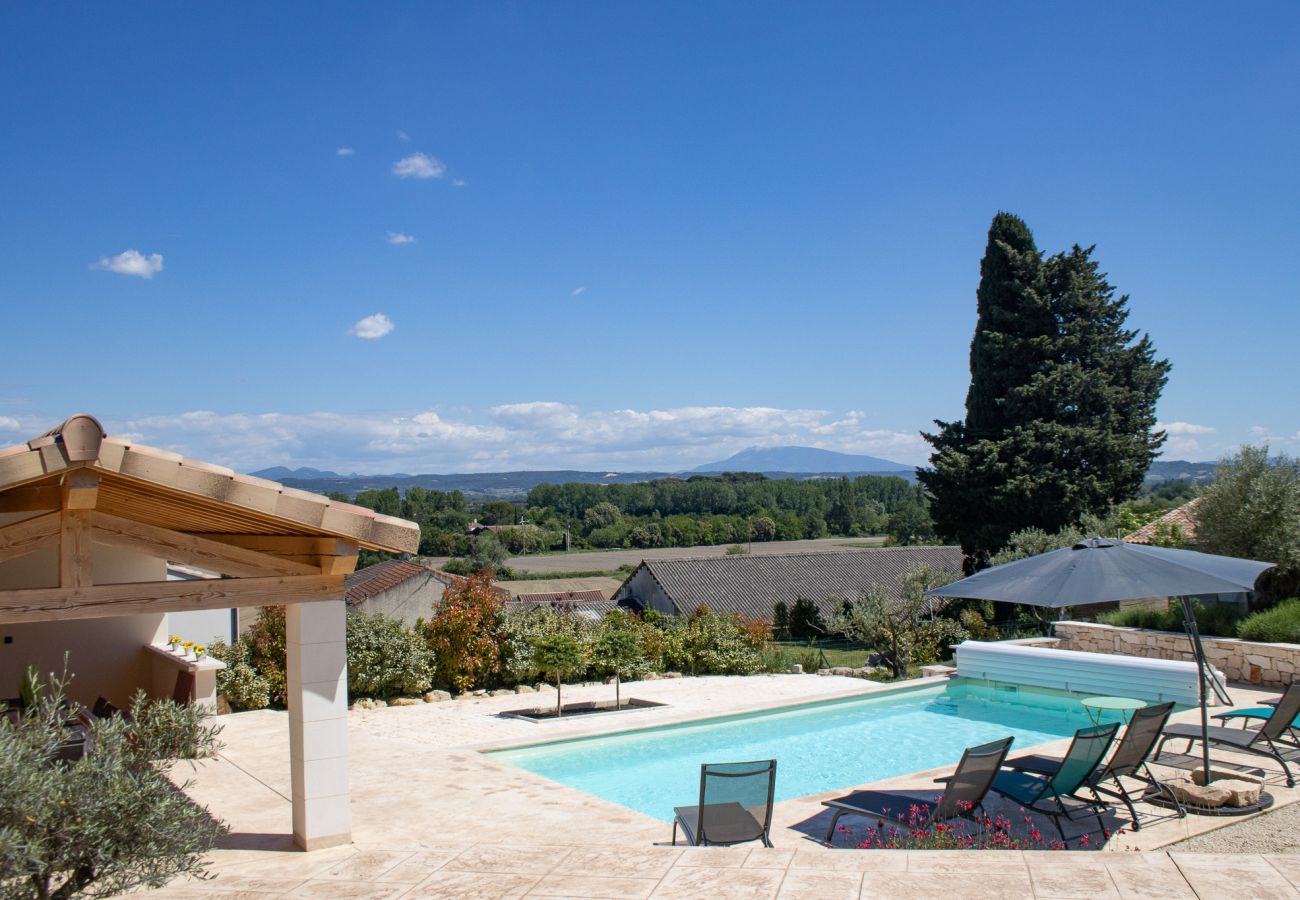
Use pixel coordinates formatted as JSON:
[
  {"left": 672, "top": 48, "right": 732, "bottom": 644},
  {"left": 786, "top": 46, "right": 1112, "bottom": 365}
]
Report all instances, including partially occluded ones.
[{"left": 615, "top": 546, "right": 965, "bottom": 620}]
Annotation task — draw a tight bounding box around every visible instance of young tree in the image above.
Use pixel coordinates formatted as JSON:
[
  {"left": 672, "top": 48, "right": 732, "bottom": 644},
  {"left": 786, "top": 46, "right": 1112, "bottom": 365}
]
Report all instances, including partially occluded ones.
[
  {"left": 921, "top": 213, "right": 1169, "bottom": 569},
  {"left": 824, "top": 565, "right": 963, "bottom": 678},
  {"left": 532, "top": 633, "right": 586, "bottom": 717},
  {"left": 0, "top": 677, "right": 227, "bottom": 899},
  {"left": 1196, "top": 446, "right": 1300, "bottom": 598},
  {"left": 591, "top": 615, "right": 644, "bottom": 709},
  {"left": 771, "top": 600, "right": 792, "bottom": 640},
  {"left": 788, "top": 597, "right": 824, "bottom": 639}
]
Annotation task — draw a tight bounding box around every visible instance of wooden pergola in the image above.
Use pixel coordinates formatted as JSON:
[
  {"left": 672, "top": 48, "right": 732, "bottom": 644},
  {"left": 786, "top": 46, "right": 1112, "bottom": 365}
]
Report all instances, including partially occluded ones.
[{"left": 0, "top": 414, "right": 419, "bottom": 850}]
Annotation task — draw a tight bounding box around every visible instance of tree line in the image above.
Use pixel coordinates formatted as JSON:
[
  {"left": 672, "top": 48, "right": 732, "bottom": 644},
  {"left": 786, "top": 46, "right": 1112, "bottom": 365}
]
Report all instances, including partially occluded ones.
[{"left": 334, "top": 471, "right": 937, "bottom": 560}]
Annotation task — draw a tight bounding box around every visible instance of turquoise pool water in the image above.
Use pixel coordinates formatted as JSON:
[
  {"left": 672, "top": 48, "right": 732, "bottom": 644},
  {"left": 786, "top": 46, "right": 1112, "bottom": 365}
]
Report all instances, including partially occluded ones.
[{"left": 490, "top": 680, "right": 1126, "bottom": 822}]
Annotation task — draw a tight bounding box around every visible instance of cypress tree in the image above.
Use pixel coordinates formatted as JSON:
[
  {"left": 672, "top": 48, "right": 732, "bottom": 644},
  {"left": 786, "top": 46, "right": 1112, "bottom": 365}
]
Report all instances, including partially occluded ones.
[{"left": 920, "top": 215, "right": 1170, "bottom": 569}]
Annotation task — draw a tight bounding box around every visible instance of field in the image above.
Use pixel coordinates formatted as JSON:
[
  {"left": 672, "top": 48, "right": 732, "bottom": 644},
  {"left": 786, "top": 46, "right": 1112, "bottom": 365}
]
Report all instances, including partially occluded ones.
[{"left": 425, "top": 535, "right": 888, "bottom": 576}]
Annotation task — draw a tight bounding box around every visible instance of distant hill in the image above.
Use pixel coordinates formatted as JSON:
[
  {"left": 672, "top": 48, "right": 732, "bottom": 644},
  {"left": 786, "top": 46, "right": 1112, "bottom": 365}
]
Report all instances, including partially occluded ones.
[
  {"left": 251, "top": 466, "right": 346, "bottom": 481},
  {"left": 1145, "top": 459, "right": 1218, "bottom": 485},
  {"left": 693, "top": 446, "right": 912, "bottom": 475},
  {"left": 251, "top": 469, "right": 675, "bottom": 499}
]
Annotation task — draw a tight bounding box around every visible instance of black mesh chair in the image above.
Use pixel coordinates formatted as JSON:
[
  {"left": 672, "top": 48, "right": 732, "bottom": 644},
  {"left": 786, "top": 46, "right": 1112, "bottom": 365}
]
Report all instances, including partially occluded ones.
[
  {"left": 672, "top": 759, "right": 777, "bottom": 847},
  {"left": 1008, "top": 702, "right": 1181, "bottom": 830},
  {"left": 821, "top": 736, "right": 1014, "bottom": 842}
]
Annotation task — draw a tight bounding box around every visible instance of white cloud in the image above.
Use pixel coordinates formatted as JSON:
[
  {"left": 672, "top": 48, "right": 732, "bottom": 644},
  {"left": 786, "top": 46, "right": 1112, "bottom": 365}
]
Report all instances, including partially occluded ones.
[
  {"left": 336, "top": 146, "right": 355, "bottom": 156},
  {"left": 386, "top": 232, "right": 416, "bottom": 245},
  {"left": 0, "top": 415, "right": 19, "bottom": 432},
  {"left": 93, "top": 249, "right": 163, "bottom": 279},
  {"left": 1157, "top": 421, "right": 1216, "bottom": 436},
  {"left": 452, "top": 178, "right": 466, "bottom": 188},
  {"left": 571, "top": 286, "right": 586, "bottom": 296},
  {"left": 348, "top": 313, "right": 395, "bottom": 340},
  {"left": 396, "top": 130, "right": 410, "bottom": 142},
  {"left": 392, "top": 152, "right": 445, "bottom": 179}
]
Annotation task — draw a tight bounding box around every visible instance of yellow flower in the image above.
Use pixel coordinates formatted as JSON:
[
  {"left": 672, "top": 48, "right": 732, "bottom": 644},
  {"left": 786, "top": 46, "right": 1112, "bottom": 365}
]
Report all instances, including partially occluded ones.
[
  {"left": 182, "top": 640, "right": 195, "bottom": 649},
  {"left": 195, "top": 645, "right": 207, "bottom": 655},
  {"left": 169, "top": 635, "right": 182, "bottom": 644}
]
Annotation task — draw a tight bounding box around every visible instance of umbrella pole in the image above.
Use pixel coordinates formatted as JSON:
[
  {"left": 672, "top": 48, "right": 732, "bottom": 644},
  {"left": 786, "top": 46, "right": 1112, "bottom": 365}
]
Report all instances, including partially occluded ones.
[{"left": 1179, "top": 596, "right": 1213, "bottom": 783}]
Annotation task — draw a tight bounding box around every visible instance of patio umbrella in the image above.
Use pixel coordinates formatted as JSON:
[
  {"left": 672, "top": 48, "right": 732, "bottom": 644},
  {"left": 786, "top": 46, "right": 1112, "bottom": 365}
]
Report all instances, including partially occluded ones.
[{"left": 925, "top": 537, "right": 1276, "bottom": 784}]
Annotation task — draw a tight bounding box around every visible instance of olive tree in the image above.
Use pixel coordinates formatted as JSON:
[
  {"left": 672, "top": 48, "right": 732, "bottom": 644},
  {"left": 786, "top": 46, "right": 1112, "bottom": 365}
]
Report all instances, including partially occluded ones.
[{"left": 0, "top": 675, "right": 227, "bottom": 899}]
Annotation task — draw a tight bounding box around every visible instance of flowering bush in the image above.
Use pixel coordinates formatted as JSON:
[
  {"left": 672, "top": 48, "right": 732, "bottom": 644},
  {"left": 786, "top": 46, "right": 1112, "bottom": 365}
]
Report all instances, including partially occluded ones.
[
  {"left": 662, "top": 606, "right": 764, "bottom": 675},
  {"left": 346, "top": 611, "right": 436, "bottom": 699},
  {"left": 838, "top": 799, "right": 1109, "bottom": 850},
  {"left": 208, "top": 639, "right": 272, "bottom": 711}
]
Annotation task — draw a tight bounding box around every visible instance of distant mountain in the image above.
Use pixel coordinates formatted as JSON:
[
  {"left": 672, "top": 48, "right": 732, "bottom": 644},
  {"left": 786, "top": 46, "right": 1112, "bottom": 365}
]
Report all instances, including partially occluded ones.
[
  {"left": 693, "top": 446, "right": 912, "bottom": 475},
  {"left": 1145, "top": 460, "right": 1218, "bottom": 484},
  {"left": 255, "top": 469, "right": 674, "bottom": 499},
  {"left": 251, "top": 466, "right": 346, "bottom": 481}
]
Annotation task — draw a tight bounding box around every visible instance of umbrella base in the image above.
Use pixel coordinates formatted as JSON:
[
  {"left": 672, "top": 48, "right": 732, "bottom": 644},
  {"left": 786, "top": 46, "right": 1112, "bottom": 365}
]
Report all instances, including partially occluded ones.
[{"left": 1145, "top": 788, "right": 1274, "bottom": 817}]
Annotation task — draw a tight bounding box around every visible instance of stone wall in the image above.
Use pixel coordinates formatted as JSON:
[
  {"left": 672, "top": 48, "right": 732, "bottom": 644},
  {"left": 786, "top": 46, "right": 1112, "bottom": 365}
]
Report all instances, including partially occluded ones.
[{"left": 1054, "top": 621, "right": 1299, "bottom": 687}]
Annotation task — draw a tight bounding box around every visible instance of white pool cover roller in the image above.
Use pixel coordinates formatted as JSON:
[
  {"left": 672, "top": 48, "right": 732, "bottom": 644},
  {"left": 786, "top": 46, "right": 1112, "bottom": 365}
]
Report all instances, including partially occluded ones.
[{"left": 953, "top": 640, "right": 1221, "bottom": 706}]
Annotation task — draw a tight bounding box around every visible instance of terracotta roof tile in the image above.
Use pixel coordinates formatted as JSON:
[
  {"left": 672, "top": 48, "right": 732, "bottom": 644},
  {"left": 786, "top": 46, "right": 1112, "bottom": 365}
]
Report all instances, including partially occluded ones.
[
  {"left": 345, "top": 559, "right": 436, "bottom": 606},
  {"left": 1124, "top": 498, "right": 1202, "bottom": 545}
]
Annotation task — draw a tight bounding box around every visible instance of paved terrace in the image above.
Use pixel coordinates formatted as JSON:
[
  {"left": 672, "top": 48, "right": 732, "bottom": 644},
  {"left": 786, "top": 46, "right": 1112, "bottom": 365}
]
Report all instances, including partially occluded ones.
[{"left": 157, "top": 674, "right": 1300, "bottom": 898}]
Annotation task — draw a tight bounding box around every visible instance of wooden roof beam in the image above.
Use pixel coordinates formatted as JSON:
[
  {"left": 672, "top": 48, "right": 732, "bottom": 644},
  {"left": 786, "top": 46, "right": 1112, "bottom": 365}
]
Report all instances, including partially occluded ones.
[
  {"left": 62, "top": 470, "right": 99, "bottom": 510},
  {"left": 0, "top": 512, "right": 61, "bottom": 564},
  {"left": 0, "top": 485, "right": 60, "bottom": 514},
  {"left": 91, "top": 512, "right": 322, "bottom": 578},
  {"left": 59, "top": 510, "right": 92, "bottom": 589},
  {"left": 0, "top": 572, "right": 345, "bottom": 625}
]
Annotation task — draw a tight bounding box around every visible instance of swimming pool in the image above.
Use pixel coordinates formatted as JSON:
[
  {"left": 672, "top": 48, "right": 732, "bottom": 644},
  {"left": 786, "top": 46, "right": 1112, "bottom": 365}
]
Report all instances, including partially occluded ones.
[{"left": 490, "top": 679, "right": 1134, "bottom": 822}]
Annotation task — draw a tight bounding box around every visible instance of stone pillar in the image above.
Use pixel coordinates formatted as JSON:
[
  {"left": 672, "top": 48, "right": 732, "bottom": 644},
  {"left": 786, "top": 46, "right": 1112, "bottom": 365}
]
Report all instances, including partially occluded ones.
[{"left": 286, "top": 599, "right": 352, "bottom": 851}]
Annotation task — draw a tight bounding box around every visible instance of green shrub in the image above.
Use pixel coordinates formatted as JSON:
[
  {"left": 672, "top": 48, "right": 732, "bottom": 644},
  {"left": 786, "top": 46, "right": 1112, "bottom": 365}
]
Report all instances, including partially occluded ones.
[
  {"left": 0, "top": 679, "right": 227, "bottom": 898},
  {"left": 497, "top": 606, "right": 598, "bottom": 685},
  {"left": 663, "top": 607, "right": 763, "bottom": 675},
  {"left": 209, "top": 639, "right": 272, "bottom": 711},
  {"left": 244, "top": 606, "right": 288, "bottom": 705},
  {"left": 1096, "top": 600, "right": 1243, "bottom": 638},
  {"left": 1237, "top": 599, "right": 1300, "bottom": 644},
  {"left": 758, "top": 643, "right": 820, "bottom": 673},
  {"left": 532, "top": 633, "right": 587, "bottom": 717},
  {"left": 346, "top": 612, "right": 435, "bottom": 699}
]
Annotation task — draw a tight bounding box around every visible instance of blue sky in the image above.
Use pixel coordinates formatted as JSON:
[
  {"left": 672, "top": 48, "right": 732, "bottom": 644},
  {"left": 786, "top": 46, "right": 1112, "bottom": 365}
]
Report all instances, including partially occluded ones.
[{"left": 1, "top": 3, "right": 1297, "bottom": 473}]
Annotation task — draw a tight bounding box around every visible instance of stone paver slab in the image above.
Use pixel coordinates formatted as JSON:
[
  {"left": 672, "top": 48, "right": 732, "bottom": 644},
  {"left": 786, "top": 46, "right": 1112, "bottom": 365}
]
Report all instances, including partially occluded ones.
[
  {"left": 650, "top": 867, "right": 783, "bottom": 899},
  {"left": 447, "top": 846, "right": 573, "bottom": 875},
  {"left": 1106, "top": 863, "right": 1197, "bottom": 900},
  {"left": 1174, "top": 863, "right": 1300, "bottom": 900},
  {"left": 743, "top": 848, "right": 796, "bottom": 869},
  {"left": 558, "top": 846, "right": 682, "bottom": 878},
  {"left": 906, "top": 849, "right": 1028, "bottom": 874},
  {"left": 184, "top": 875, "right": 310, "bottom": 894},
  {"left": 860, "top": 872, "right": 1034, "bottom": 900},
  {"left": 402, "top": 872, "right": 540, "bottom": 899},
  {"left": 374, "top": 851, "right": 461, "bottom": 883},
  {"left": 775, "top": 870, "right": 863, "bottom": 900},
  {"left": 1026, "top": 863, "right": 1119, "bottom": 899},
  {"left": 283, "top": 881, "right": 409, "bottom": 900},
  {"left": 525, "top": 873, "right": 660, "bottom": 898},
  {"left": 1269, "top": 855, "right": 1300, "bottom": 889},
  {"left": 320, "top": 851, "right": 417, "bottom": 882},
  {"left": 791, "top": 848, "right": 908, "bottom": 871},
  {"left": 670, "top": 847, "right": 752, "bottom": 868}
]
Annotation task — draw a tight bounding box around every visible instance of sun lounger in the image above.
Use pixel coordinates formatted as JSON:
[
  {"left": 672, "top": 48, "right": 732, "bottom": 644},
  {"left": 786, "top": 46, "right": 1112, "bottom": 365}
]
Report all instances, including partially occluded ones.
[
  {"left": 1157, "top": 682, "right": 1300, "bottom": 787},
  {"left": 1006, "top": 702, "right": 1181, "bottom": 829},
  {"left": 991, "top": 723, "right": 1119, "bottom": 841},
  {"left": 820, "top": 736, "right": 1014, "bottom": 842}
]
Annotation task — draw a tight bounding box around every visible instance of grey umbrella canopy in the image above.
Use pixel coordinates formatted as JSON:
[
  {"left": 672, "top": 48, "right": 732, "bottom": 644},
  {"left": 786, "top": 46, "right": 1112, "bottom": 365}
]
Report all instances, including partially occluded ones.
[
  {"left": 926, "top": 537, "right": 1276, "bottom": 790},
  {"left": 924, "top": 538, "right": 1274, "bottom": 607}
]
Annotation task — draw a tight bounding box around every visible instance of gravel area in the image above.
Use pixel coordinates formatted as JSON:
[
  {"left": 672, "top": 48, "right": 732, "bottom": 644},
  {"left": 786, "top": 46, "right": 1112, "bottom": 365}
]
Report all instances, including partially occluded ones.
[{"left": 1167, "top": 800, "right": 1300, "bottom": 853}]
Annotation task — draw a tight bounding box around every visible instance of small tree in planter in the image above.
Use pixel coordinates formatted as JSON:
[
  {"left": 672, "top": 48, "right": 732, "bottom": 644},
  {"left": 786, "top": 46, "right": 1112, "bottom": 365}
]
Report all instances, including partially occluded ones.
[
  {"left": 592, "top": 616, "right": 643, "bottom": 709},
  {"left": 531, "top": 634, "right": 586, "bottom": 718}
]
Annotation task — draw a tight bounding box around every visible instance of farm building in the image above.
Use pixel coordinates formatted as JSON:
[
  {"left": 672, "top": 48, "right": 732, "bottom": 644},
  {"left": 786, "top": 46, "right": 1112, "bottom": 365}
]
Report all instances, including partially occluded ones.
[{"left": 613, "top": 546, "right": 964, "bottom": 621}]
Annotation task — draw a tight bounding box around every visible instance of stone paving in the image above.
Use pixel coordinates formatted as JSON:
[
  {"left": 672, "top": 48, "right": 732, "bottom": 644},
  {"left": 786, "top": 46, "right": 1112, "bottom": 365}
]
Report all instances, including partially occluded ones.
[{"left": 156, "top": 674, "right": 1300, "bottom": 898}]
